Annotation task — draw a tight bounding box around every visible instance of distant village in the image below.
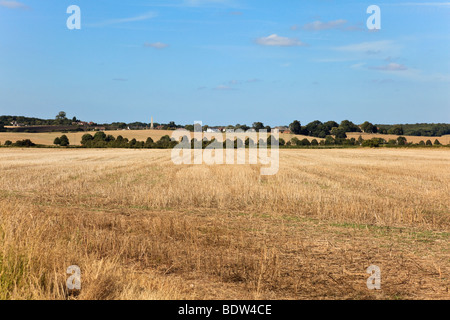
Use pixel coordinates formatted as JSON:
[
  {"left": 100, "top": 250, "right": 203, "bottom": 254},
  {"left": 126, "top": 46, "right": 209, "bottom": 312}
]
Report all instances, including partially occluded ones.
[{"left": 3, "top": 114, "right": 293, "bottom": 134}]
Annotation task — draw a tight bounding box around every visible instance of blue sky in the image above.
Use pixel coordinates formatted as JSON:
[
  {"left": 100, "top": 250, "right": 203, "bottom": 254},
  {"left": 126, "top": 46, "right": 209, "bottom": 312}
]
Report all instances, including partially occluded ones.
[{"left": 0, "top": 0, "right": 449, "bottom": 126}]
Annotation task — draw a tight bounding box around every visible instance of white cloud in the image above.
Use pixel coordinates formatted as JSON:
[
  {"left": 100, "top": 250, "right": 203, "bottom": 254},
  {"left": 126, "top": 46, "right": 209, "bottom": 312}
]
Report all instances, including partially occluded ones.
[
  {"left": 256, "top": 34, "right": 306, "bottom": 47},
  {"left": 144, "top": 42, "right": 169, "bottom": 49},
  {"left": 0, "top": 1, "right": 29, "bottom": 10}
]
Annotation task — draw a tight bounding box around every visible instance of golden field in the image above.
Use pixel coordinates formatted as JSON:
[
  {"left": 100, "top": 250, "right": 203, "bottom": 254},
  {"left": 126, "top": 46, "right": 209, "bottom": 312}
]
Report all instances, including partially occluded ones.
[
  {"left": 346, "top": 132, "right": 450, "bottom": 145},
  {"left": 0, "top": 148, "right": 448, "bottom": 300},
  {"left": 0, "top": 130, "right": 177, "bottom": 146}
]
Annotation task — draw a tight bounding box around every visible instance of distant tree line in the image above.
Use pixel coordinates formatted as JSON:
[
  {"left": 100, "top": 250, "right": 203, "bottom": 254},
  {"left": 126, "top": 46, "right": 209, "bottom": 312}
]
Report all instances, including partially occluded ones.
[
  {"left": 377, "top": 123, "right": 450, "bottom": 137},
  {"left": 2, "top": 139, "right": 36, "bottom": 147},
  {"left": 2, "top": 112, "right": 450, "bottom": 137},
  {"left": 288, "top": 120, "right": 361, "bottom": 138},
  {"left": 1, "top": 134, "right": 448, "bottom": 149},
  {"left": 80, "top": 132, "right": 178, "bottom": 149}
]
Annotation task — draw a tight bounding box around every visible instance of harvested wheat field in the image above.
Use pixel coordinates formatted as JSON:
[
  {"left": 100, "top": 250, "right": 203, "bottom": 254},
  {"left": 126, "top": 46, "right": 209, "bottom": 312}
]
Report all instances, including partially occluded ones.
[{"left": 0, "top": 148, "right": 448, "bottom": 300}]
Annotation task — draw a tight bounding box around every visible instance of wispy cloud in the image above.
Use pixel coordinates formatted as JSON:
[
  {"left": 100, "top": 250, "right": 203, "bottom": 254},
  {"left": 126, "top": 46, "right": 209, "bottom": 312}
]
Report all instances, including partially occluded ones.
[
  {"left": 89, "top": 12, "right": 157, "bottom": 27},
  {"left": 214, "top": 84, "right": 235, "bottom": 90},
  {"left": 350, "top": 62, "right": 366, "bottom": 70},
  {"left": 0, "top": 0, "right": 29, "bottom": 10},
  {"left": 293, "top": 19, "right": 363, "bottom": 32},
  {"left": 206, "top": 78, "right": 260, "bottom": 91},
  {"left": 182, "top": 0, "right": 239, "bottom": 7},
  {"left": 371, "top": 79, "right": 395, "bottom": 84},
  {"left": 334, "top": 40, "right": 398, "bottom": 55},
  {"left": 388, "top": 2, "right": 450, "bottom": 6},
  {"left": 144, "top": 42, "right": 169, "bottom": 49},
  {"left": 369, "top": 63, "right": 408, "bottom": 71},
  {"left": 302, "top": 19, "right": 348, "bottom": 31},
  {"left": 256, "top": 34, "right": 307, "bottom": 47}
]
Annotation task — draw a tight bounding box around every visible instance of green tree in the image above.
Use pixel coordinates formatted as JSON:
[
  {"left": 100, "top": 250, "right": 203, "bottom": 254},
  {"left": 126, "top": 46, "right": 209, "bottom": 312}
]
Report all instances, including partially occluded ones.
[
  {"left": 53, "top": 137, "right": 61, "bottom": 145},
  {"left": 387, "top": 139, "right": 397, "bottom": 146},
  {"left": 93, "top": 131, "right": 107, "bottom": 141},
  {"left": 397, "top": 136, "right": 407, "bottom": 146},
  {"left": 289, "top": 120, "right": 302, "bottom": 135},
  {"left": 323, "top": 121, "right": 339, "bottom": 131},
  {"left": 59, "top": 135, "right": 69, "bottom": 146},
  {"left": 252, "top": 122, "right": 265, "bottom": 131},
  {"left": 55, "top": 111, "right": 68, "bottom": 125},
  {"left": 425, "top": 140, "right": 432, "bottom": 146},
  {"left": 56, "top": 111, "right": 67, "bottom": 121},
  {"left": 357, "top": 135, "right": 364, "bottom": 145},
  {"left": 305, "top": 120, "right": 328, "bottom": 137},
  {"left": 145, "top": 137, "right": 154, "bottom": 148},
  {"left": 362, "top": 138, "right": 381, "bottom": 148},
  {"left": 105, "top": 135, "right": 115, "bottom": 143},
  {"left": 324, "top": 135, "right": 335, "bottom": 145},
  {"left": 339, "top": 120, "right": 361, "bottom": 133},
  {"left": 4, "top": 140, "right": 12, "bottom": 146},
  {"left": 301, "top": 138, "right": 311, "bottom": 146},
  {"left": 388, "top": 125, "right": 404, "bottom": 136},
  {"left": 168, "top": 121, "right": 177, "bottom": 129},
  {"left": 14, "top": 139, "right": 35, "bottom": 147},
  {"left": 291, "top": 137, "right": 300, "bottom": 146},
  {"left": 434, "top": 139, "right": 441, "bottom": 145},
  {"left": 361, "top": 121, "right": 378, "bottom": 133},
  {"left": 81, "top": 134, "right": 94, "bottom": 146},
  {"left": 331, "top": 127, "right": 347, "bottom": 139}
]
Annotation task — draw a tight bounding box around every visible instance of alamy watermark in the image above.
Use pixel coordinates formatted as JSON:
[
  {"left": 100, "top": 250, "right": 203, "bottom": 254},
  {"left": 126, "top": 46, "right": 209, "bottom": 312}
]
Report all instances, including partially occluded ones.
[
  {"left": 170, "top": 122, "right": 279, "bottom": 176},
  {"left": 367, "top": 5, "right": 381, "bottom": 30},
  {"left": 366, "top": 265, "right": 381, "bottom": 290},
  {"left": 66, "top": 265, "right": 81, "bottom": 290}
]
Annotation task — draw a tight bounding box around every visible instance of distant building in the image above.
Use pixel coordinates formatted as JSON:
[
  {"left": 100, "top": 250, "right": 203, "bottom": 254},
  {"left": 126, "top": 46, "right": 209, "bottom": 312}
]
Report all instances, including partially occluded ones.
[{"left": 10, "top": 121, "right": 24, "bottom": 127}]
